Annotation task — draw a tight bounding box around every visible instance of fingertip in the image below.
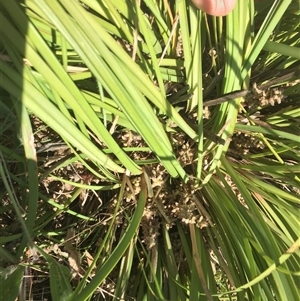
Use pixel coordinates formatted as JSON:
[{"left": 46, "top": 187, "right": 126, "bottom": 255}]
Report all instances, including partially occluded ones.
[{"left": 191, "top": 0, "right": 237, "bottom": 17}]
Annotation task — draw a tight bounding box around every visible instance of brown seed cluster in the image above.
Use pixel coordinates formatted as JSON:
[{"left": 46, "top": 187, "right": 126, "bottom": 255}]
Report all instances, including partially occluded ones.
[
  {"left": 203, "top": 106, "right": 212, "bottom": 119},
  {"left": 223, "top": 174, "right": 246, "bottom": 206},
  {"left": 171, "top": 132, "right": 196, "bottom": 167},
  {"left": 121, "top": 130, "right": 143, "bottom": 147},
  {"left": 124, "top": 176, "right": 142, "bottom": 203},
  {"left": 141, "top": 207, "right": 160, "bottom": 249},
  {"left": 246, "top": 84, "right": 286, "bottom": 109},
  {"left": 231, "top": 131, "right": 265, "bottom": 155},
  {"left": 176, "top": 29, "right": 183, "bottom": 57}
]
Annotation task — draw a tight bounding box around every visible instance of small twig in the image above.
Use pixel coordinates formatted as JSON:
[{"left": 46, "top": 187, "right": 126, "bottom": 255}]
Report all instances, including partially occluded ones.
[
  {"left": 109, "top": 115, "right": 119, "bottom": 134},
  {"left": 203, "top": 68, "right": 224, "bottom": 99},
  {"left": 36, "top": 142, "right": 69, "bottom": 153},
  {"left": 203, "top": 68, "right": 300, "bottom": 108},
  {"left": 203, "top": 89, "right": 249, "bottom": 107},
  {"left": 256, "top": 68, "right": 300, "bottom": 90},
  {"left": 158, "top": 14, "right": 179, "bottom": 66}
]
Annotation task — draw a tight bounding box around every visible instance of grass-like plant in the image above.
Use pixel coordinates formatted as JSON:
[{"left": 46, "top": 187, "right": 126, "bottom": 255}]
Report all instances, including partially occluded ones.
[{"left": 0, "top": 0, "right": 299, "bottom": 300}]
